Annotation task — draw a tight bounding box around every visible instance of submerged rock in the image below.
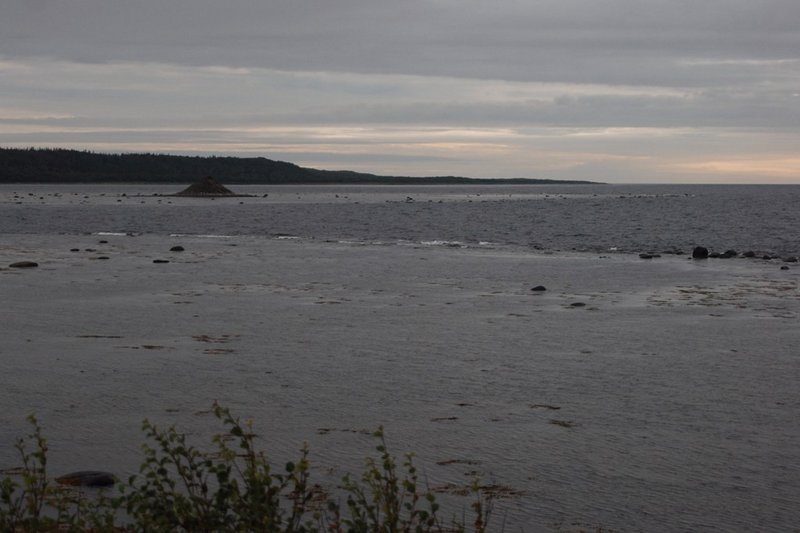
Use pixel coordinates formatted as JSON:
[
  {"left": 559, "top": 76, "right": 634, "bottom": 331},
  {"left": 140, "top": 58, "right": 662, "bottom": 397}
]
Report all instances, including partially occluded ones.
[
  {"left": 170, "top": 245, "right": 185, "bottom": 252},
  {"left": 56, "top": 471, "right": 115, "bottom": 487},
  {"left": 692, "top": 246, "right": 709, "bottom": 259},
  {"left": 530, "top": 285, "right": 547, "bottom": 292}
]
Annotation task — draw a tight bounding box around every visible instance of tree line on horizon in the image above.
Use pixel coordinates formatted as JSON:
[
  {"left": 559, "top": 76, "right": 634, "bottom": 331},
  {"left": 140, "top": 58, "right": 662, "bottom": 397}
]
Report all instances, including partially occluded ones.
[{"left": 0, "top": 147, "right": 592, "bottom": 185}]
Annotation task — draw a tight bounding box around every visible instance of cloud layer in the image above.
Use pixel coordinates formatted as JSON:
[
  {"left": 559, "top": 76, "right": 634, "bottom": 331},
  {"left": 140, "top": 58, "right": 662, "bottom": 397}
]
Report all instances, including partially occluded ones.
[{"left": 2, "top": 0, "right": 799, "bottom": 182}]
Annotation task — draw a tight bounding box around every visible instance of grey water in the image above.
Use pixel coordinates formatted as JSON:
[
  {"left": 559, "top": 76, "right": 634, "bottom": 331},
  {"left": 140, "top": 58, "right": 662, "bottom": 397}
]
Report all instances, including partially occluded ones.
[
  {"left": 2, "top": 183, "right": 799, "bottom": 256},
  {"left": 2, "top": 182, "right": 800, "bottom": 531}
]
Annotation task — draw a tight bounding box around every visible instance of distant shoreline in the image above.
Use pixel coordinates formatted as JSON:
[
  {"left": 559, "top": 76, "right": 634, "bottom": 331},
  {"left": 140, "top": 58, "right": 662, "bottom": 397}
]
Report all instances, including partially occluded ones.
[{"left": 0, "top": 147, "right": 600, "bottom": 185}]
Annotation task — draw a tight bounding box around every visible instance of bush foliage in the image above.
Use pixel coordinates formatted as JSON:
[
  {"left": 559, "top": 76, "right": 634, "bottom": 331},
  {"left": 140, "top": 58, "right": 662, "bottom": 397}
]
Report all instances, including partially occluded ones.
[{"left": 0, "top": 403, "right": 493, "bottom": 532}]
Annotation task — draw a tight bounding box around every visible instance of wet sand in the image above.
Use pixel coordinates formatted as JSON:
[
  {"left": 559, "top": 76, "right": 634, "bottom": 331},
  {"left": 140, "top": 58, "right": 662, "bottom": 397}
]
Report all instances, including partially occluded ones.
[{"left": 1, "top": 233, "right": 799, "bottom": 530}]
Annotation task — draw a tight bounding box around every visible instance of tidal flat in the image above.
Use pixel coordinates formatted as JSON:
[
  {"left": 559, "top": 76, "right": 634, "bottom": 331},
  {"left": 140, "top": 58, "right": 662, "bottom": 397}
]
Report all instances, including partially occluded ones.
[{"left": 2, "top": 230, "right": 798, "bottom": 531}]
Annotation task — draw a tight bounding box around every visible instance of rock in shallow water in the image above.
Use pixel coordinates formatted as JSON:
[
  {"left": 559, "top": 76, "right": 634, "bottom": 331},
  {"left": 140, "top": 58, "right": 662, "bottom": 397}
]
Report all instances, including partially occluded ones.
[
  {"left": 55, "top": 471, "right": 115, "bottom": 487},
  {"left": 9, "top": 261, "right": 38, "bottom": 268},
  {"left": 530, "top": 285, "right": 547, "bottom": 292},
  {"left": 692, "top": 246, "right": 709, "bottom": 259}
]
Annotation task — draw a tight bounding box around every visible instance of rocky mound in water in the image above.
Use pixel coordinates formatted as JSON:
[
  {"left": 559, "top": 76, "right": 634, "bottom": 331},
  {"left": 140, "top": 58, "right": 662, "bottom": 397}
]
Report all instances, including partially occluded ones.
[{"left": 173, "top": 176, "right": 248, "bottom": 197}]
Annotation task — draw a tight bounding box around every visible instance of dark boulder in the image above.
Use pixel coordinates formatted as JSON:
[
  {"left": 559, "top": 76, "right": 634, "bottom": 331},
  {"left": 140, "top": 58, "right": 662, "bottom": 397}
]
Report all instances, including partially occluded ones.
[
  {"left": 639, "top": 253, "right": 661, "bottom": 259},
  {"left": 720, "top": 250, "right": 738, "bottom": 259},
  {"left": 692, "top": 246, "right": 709, "bottom": 259},
  {"left": 743, "top": 251, "right": 756, "bottom": 258},
  {"left": 784, "top": 257, "right": 798, "bottom": 263},
  {"left": 9, "top": 261, "right": 38, "bottom": 268},
  {"left": 56, "top": 471, "right": 115, "bottom": 487},
  {"left": 170, "top": 246, "right": 185, "bottom": 252},
  {"left": 780, "top": 265, "right": 790, "bottom": 270},
  {"left": 530, "top": 285, "right": 547, "bottom": 292},
  {"left": 153, "top": 259, "right": 170, "bottom": 264}
]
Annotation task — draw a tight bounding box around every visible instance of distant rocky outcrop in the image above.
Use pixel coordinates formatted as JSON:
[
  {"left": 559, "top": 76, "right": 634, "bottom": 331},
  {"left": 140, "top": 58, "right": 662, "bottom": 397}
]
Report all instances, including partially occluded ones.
[
  {"left": 172, "top": 176, "right": 250, "bottom": 198},
  {"left": 174, "top": 176, "right": 238, "bottom": 197}
]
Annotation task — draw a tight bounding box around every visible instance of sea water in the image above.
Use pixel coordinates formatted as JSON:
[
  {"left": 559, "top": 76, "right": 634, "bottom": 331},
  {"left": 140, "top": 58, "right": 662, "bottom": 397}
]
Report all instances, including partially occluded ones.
[
  {"left": 1, "top": 183, "right": 798, "bottom": 256},
  {"left": 1, "top": 183, "right": 799, "bottom": 531}
]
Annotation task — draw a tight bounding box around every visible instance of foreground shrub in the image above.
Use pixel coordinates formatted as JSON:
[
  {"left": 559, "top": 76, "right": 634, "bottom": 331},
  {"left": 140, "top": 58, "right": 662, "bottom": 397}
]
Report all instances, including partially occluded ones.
[
  {"left": 0, "top": 404, "right": 493, "bottom": 532},
  {"left": 121, "top": 403, "right": 316, "bottom": 532}
]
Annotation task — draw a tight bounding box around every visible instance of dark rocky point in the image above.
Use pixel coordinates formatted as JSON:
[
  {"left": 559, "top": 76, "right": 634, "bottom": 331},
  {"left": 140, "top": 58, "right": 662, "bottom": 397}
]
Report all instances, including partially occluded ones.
[
  {"left": 780, "top": 265, "right": 790, "bottom": 270},
  {"left": 55, "top": 471, "right": 115, "bottom": 488},
  {"left": 692, "top": 246, "right": 709, "bottom": 259},
  {"left": 174, "top": 176, "right": 238, "bottom": 197},
  {"left": 570, "top": 302, "right": 586, "bottom": 307},
  {"left": 9, "top": 261, "right": 38, "bottom": 268},
  {"left": 530, "top": 285, "right": 547, "bottom": 292},
  {"left": 170, "top": 246, "right": 185, "bottom": 252},
  {"left": 153, "top": 259, "right": 170, "bottom": 264}
]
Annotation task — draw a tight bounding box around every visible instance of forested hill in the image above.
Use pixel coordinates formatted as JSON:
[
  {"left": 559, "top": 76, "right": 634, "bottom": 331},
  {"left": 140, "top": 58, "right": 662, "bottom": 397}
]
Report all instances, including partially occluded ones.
[{"left": 0, "top": 147, "right": 595, "bottom": 184}]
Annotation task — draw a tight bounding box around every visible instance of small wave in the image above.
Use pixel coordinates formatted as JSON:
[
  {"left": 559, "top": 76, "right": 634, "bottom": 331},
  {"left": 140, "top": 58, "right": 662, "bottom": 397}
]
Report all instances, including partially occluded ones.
[
  {"left": 420, "top": 240, "right": 466, "bottom": 248},
  {"left": 169, "top": 233, "right": 234, "bottom": 238}
]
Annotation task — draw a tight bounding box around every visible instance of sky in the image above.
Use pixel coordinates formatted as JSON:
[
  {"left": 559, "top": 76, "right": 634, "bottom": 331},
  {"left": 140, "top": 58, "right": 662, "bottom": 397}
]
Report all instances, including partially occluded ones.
[{"left": 1, "top": 0, "right": 799, "bottom": 183}]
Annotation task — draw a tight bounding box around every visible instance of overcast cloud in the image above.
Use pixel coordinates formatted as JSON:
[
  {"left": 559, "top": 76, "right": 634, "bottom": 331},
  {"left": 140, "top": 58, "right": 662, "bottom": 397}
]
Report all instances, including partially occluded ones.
[{"left": 2, "top": 0, "right": 799, "bottom": 182}]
